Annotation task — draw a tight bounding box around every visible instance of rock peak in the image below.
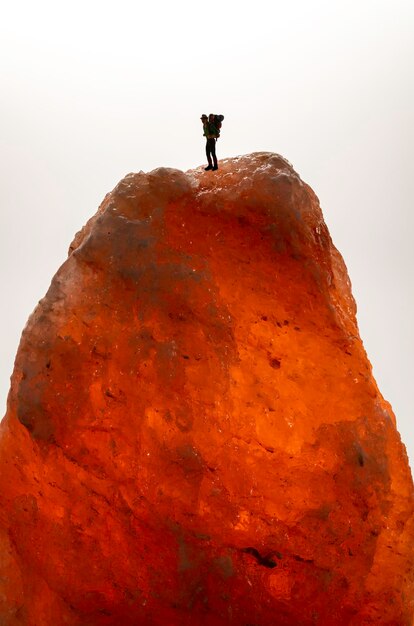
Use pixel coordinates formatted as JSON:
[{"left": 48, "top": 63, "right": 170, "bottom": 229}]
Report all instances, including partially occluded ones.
[{"left": 0, "top": 154, "right": 413, "bottom": 625}]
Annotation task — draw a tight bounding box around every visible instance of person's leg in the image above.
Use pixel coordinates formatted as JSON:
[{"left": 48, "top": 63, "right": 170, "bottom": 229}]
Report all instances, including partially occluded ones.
[
  {"left": 205, "top": 140, "right": 213, "bottom": 170},
  {"left": 211, "top": 139, "right": 218, "bottom": 169}
]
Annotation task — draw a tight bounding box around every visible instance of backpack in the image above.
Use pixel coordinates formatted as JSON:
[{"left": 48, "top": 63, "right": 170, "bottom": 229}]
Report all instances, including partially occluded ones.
[{"left": 213, "top": 114, "right": 224, "bottom": 136}]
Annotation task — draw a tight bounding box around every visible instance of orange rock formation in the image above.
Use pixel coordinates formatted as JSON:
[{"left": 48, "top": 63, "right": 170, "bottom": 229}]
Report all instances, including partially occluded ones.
[{"left": 0, "top": 153, "right": 413, "bottom": 625}]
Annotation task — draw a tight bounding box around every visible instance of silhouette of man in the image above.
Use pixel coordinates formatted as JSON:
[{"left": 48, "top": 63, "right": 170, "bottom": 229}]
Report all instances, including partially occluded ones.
[{"left": 201, "top": 113, "right": 219, "bottom": 171}]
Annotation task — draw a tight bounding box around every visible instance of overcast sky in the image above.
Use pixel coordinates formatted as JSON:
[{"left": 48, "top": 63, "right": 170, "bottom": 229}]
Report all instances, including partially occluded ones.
[{"left": 1, "top": 0, "right": 413, "bottom": 467}]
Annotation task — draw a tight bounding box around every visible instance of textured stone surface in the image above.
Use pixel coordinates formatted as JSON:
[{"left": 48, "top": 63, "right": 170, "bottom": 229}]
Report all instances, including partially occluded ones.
[{"left": 0, "top": 153, "right": 413, "bottom": 625}]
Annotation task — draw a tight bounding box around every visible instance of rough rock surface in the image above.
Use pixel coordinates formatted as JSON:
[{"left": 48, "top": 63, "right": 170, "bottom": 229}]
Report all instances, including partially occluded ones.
[{"left": 0, "top": 153, "right": 413, "bottom": 625}]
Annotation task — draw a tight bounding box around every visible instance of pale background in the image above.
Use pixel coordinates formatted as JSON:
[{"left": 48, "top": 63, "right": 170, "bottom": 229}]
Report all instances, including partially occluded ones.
[{"left": 1, "top": 0, "right": 413, "bottom": 467}]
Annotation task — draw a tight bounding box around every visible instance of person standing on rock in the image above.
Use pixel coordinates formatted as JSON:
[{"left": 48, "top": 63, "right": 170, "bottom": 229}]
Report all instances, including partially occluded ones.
[{"left": 201, "top": 113, "right": 222, "bottom": 171}]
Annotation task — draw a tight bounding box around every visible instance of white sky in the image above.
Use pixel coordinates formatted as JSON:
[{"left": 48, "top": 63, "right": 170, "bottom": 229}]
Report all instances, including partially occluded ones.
[{"left": 1, "top": 0, "right": 413, "bottom": 468}]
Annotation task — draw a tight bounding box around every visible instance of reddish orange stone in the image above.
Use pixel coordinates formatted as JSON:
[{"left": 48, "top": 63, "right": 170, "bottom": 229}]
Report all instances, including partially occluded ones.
[{"left": 0, "top": 153, "right": 413, "bottom": 625}]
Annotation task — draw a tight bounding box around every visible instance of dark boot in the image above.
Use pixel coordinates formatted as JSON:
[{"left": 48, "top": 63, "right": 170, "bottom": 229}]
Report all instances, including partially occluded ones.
[{"left": 204, "top": 165, "right": 213, "bottom": 171}]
